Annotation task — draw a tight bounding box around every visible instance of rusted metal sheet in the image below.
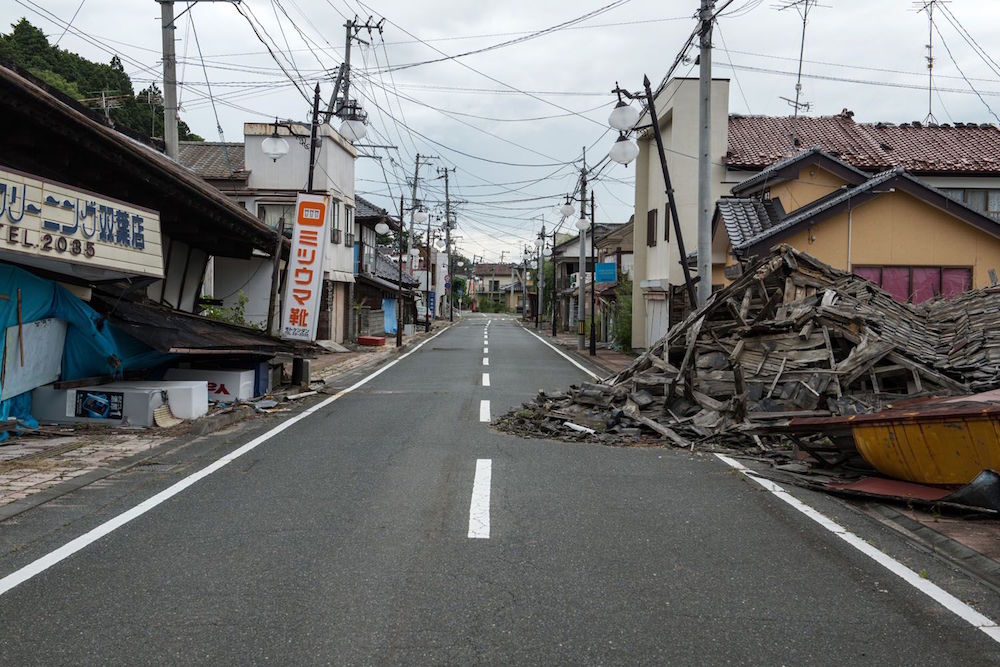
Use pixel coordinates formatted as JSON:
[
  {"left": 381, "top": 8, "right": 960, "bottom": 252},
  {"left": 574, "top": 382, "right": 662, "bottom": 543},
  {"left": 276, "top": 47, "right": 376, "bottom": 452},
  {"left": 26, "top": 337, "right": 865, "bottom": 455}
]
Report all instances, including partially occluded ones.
[{"left": 790, "top": 391, "right": 1000, "bottom": 485}]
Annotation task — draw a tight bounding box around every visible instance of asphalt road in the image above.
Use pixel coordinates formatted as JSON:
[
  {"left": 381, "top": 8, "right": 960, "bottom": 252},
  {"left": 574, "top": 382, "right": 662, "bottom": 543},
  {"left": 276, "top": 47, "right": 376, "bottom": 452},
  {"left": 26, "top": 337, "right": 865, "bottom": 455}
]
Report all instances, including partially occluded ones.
[{"left": 1, "top": 314, "right": 999, "bottom": 665}]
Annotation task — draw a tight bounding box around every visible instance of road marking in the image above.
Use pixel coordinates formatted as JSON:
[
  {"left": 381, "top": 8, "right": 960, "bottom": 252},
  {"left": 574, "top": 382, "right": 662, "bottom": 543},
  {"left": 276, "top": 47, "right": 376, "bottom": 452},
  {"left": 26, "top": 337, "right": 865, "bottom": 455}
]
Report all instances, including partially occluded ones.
[
  {"left": 479, "top": 399, "right": 491, "bottom": 422},
  {"left": 483, "top": 357, "right": 489, "bottom": 366},
  {"left": 715, "top": 453, "right": 1000, "bottom": 644},
  {"left": 0, "top": 326, "right": 454, "bottom": 598},
  {"left": 517, "top": 324, "right": 601, "bottom": 380},
  {"left": 468, "top": 459, "right": 492, "bottom": 539},
  {"left": 482, "top": 373, "right": 490, "bottom": 387},
  {"left": 484, "top": 346, "right": 489, "bottom": 354}
]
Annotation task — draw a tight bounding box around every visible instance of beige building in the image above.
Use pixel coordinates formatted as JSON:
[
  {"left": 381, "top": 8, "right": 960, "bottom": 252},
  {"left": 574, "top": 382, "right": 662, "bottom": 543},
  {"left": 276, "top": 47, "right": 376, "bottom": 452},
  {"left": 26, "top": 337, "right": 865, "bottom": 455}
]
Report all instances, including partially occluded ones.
[{"left": 714, "top": 149, "right": 1000, "bottom": 300}]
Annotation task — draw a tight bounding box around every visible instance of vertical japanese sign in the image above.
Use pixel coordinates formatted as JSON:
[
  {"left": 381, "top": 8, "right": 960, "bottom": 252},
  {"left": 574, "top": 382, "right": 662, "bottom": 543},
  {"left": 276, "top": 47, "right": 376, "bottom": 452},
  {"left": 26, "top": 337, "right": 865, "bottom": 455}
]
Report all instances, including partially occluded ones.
[{"left": 280, "top": 193, "right": 329, "bottom": 341}]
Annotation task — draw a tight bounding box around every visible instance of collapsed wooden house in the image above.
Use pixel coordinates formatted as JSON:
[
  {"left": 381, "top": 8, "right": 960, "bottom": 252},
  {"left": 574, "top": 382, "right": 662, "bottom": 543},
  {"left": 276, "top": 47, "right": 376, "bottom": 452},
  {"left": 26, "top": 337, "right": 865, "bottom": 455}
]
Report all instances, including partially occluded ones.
[{"left": 497, "top": 246, "right": 1000, "bottom": 449}]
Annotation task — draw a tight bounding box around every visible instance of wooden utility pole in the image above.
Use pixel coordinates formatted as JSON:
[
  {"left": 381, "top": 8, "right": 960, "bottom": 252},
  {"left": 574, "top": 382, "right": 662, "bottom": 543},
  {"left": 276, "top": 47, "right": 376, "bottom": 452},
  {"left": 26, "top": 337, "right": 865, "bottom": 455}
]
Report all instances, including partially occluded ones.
[{"left": 697, "top": 0, "right": 715, "bottom": 305}]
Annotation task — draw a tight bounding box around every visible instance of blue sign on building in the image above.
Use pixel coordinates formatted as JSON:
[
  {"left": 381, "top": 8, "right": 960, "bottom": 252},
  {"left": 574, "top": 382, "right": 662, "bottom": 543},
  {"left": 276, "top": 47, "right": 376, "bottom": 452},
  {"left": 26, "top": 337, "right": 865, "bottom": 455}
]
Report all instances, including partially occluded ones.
[
  {"left": 429, "top": 291, "right": 436, "bottom": 316},
  {"left": 594, "top": 262, "right": 617, "bottom": 283}
]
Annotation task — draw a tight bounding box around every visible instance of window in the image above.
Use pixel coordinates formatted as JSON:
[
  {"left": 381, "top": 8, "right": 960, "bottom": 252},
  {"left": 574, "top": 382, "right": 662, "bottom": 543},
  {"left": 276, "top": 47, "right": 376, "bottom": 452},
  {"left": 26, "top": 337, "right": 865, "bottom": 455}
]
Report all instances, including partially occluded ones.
[
  {"left": 854, "top": 265, "right": 971, "bottom": 303},
  {"left": 257, "top": 203, "right": 294, "bottom": 231},
  {"left": 664, "top": 204, "right": 670, "bottom": 241},
  {"left": 344, "top": 206, "right": 355, "bottom": 245},
  {"left": 646, "top": 208, "right": 657, "bottom": 247},
  {"left": 329, "top": 201, "right": 341, "bottom": 244},
  {"left": 489, "top": 279, "right": 500, "bottom": 292}
]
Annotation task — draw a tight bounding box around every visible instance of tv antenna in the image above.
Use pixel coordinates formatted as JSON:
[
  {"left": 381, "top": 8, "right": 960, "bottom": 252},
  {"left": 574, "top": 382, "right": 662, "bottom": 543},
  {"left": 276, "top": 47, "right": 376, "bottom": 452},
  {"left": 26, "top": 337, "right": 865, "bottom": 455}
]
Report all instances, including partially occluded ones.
[
  {"left": 775, "top": 0, "right": 828, "bottom": 148},
  {"left": 913, "top": 1, "right": 947, "bottom": 124}
]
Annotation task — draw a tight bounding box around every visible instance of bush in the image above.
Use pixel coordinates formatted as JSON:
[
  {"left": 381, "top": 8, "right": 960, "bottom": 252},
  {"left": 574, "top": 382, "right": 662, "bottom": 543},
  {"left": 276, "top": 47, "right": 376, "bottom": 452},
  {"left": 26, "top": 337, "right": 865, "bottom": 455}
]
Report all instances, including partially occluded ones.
[{"left": 201, "top": 291, "right": 261, "bottom": 330}]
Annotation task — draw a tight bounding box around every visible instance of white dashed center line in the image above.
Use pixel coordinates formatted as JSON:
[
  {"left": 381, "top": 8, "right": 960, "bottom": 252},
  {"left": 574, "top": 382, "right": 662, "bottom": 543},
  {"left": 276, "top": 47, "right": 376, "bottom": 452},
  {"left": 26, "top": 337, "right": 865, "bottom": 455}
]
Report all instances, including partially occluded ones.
[
  {"left": 482, "top": 373, "right": 490, "bottom": 387},
  {"left": 479, "top": 399, "right": 491, "bottom": 422},
  {"left": 468, "top": 459, "right": 492, "bottom": 539},
  {"left": 483, "top": 357, "right": 489, "bottom": 366}
]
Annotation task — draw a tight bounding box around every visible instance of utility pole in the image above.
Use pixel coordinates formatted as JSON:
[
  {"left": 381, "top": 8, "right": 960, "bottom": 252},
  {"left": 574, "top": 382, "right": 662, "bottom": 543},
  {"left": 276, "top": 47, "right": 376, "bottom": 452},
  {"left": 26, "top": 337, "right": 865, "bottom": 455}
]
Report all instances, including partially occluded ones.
[
  {"left": 551, "top": 226, "right": 558, "bottom": 338},
  {"left": 157, "top": 0, "right": 239, "bottom": 160},
  {"left": 439, "top": 167, "right": 456, "bottom": 322},
  {"left": 537, "top": 222, "right": 545, "bottom": 330},
  {"left": 325, "top": 16, "right": 383, "bottom": 123},
  {"left": 697, "top": 0, "right": 715, "bottom": 306},
  {"left": 159, "top": 1, "right": 179, "bottom": 160},
  {"left": 397, "top": 194, "right": 404, "bottom": 347},
  {"left": 425, "top": 209, "right": 433, "bottom": 332},
  {"left": 589, "top": 190, "right": 596, "bottom": 357},
  {"left": 522, "top": 250, "right": 529, "bottom": 321},
  {"left": 578, "top": 148, "right": 587, "bottom": 350},
  {"left": 306, "top": 83, "right": 321, "bottom": 193}
]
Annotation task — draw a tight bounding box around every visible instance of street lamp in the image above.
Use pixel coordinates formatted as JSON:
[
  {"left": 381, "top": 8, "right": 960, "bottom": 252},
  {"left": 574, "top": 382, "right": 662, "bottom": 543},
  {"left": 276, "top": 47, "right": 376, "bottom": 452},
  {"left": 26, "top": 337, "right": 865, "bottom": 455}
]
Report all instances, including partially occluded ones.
[
  {"left": 413, "top": 208, "right": 428, "bottom": 224},
  {"left": 339, "top": 117, "right": 368, "bottom": 142},
  {"left": 608, "top": 99, "right": 640, "bottom": 132},
  {"left": 374, "top": 221, "right": 390, "bottom": 235},
  {"left": 559, "top": 198, "right": 576, "bottom": 218},
  {"left": 261, "top": 120, "right": 290, "bottom": 162},
  {"left": 609, "top": 133, "right": 639, "bottom": 165},
  {"left": 574, "top": 217, "right": 589, "bottom": 231}
]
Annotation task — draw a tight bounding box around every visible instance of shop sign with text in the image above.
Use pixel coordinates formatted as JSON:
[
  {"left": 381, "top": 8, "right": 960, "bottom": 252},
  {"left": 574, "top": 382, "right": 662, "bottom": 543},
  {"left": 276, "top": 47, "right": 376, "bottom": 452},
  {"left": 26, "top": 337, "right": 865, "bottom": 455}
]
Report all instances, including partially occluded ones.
[
  {"left": 0, "top": 167, "right": 163, "bottom": 278},
  {"left": 280, "top": 193, "right": 330, "bottom": 341}
]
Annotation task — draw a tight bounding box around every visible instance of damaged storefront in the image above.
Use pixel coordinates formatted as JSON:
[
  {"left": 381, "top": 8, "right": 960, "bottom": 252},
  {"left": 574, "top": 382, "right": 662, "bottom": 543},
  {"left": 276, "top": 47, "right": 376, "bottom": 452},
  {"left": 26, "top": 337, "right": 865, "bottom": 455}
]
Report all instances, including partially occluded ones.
[{"left": 0, "top": 62, "right": 308, "bottom": 438}]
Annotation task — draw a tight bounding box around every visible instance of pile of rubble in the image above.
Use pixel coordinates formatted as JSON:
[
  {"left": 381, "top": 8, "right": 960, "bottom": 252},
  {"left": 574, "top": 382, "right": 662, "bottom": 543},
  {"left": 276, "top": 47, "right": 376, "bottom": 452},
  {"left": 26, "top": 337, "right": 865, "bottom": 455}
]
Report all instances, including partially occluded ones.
[{"left": 497, "top": 246, "right": 1000, "bottom": 450}]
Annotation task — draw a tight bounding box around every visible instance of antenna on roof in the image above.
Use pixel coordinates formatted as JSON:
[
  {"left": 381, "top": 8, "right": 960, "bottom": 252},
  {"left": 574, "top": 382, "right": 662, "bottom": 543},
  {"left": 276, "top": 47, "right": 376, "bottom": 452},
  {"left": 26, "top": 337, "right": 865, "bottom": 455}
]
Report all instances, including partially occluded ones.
[
  {"left": 913, "top": 0, "right": 947, "bottom": 124},
  {"left": 774, "top": 0, "right": 827, "bottom": 149}
]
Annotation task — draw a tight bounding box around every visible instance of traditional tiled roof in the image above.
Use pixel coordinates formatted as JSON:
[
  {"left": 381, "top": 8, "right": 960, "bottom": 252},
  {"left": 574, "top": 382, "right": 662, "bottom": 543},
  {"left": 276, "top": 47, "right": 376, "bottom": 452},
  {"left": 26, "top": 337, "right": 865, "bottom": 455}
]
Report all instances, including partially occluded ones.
[
  {"left": 716, "top": 198, "right": 780, "bottom": 249},
  {"left": 177, "top": 141, "right": 247, "bottom": 179},
  {"left": 727, "top": 111, "right": 1000, "bottom": 174},
  {"left": 375, "top": 251, "right": 420, "bottom": 286},
  {"left": 355, "top": 195, "right": 389, "bottom": 220},
  {"left": 474, "top": 263, "right": 515, "bottom": 277}
]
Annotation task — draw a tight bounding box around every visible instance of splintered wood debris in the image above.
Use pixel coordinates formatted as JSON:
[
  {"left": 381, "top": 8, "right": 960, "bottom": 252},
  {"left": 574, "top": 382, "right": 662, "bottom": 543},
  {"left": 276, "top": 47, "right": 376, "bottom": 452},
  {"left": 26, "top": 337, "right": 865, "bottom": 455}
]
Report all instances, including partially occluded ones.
[{"left": 495, "top": 246, "right": 1000, "bottom": 450}]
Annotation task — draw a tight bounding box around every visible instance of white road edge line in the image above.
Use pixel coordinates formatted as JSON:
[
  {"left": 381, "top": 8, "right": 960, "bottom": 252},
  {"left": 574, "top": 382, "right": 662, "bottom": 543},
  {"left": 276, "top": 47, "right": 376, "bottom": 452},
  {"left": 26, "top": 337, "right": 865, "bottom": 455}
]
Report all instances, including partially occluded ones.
[
  {"left": 468, "top": 459, "right": 492, "bottom": 539},
  {"left": 715, "top": 453, "right": 1000, "bottom": 643},
  {"left": 483, "top": 357, "right": 489, "bottom": 366},
  {"left": 479, "top": 399, "right": 491, "bottom": 423},
  {"left": 482, "top": 373, "right": 490, "bottom": 387},
  {"left": 517, "top": 323, "right": 601, "bottom": 380},
  {"left": 0, "top": 326, "right": 454, "bottom": 598}
]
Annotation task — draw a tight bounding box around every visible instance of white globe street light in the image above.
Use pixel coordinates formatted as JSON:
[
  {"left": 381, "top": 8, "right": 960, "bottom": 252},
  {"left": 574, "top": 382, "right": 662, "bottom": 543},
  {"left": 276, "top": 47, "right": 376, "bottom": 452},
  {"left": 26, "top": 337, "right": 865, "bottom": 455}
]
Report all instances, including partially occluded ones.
[
  {"left": 261, "top": 128, "right": 290, "bottom": 162},
  {"left": 559, "top": 202, "right": 576, "bottom": 218},
  {"left": 413, "top": 209, "right": 428, "bottom": 224},
  {"left": 574, "top": 217, "right": 590, "bottom": 231},
  {"left": 375, "top": 222, "right": 390, "bottom": 235},
  {"left": 608, "top": 100, "right": 640, "bottom": 132},
  {"left": 435, "top": 238, "right": 446, "bottom": 250},
  {"left": 339, "top": 118, "right": 368, "bottom": 142},
  {"left": 409, "top": 247, "right": 421, "bottom": 257},
  {"left": 533, "top": 237, "right": 543, "bottom": 249},
  {"left": 609, "top": 133, "right": 639, "bottom": 165}
]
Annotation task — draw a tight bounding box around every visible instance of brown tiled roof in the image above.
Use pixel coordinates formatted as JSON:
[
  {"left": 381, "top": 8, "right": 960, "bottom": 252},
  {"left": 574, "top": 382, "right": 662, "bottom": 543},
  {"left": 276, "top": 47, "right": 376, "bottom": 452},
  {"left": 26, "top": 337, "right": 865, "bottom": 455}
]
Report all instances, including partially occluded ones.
[
  {"left": 474, "top": 263, "right": 515, "bottom": 277},
  {"left": 727, "top": 111, "right": 1000, "bottom": 174},
  {"left": 177, "top": 141, "right": 247, "bottom": 179}
]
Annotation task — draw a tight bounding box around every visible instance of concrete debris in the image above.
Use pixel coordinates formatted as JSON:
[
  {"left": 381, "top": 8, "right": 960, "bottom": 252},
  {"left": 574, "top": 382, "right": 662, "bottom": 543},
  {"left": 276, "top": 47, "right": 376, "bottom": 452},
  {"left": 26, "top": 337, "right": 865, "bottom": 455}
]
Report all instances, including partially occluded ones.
[{"left": 496, "top": 246, "right": 1000, "bottom": 451}]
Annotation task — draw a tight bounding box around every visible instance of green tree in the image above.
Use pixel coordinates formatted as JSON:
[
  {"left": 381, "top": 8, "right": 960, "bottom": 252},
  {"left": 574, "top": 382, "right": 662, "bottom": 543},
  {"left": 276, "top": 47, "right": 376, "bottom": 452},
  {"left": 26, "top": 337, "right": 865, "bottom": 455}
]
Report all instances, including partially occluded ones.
[
  {"left": 0, "top": 19, "right": 203, "bottom": 142},
  {"left": 611, "top": 275, "right": 632, "bottom": 351}
]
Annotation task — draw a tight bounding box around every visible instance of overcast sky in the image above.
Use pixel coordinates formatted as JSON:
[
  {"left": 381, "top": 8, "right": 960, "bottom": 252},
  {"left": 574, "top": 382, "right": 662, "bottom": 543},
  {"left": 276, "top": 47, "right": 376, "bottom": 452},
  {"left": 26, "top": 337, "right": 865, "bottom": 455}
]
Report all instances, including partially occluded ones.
[{"left": 6, "top": 0, "right": 1000, "bottom": 262}]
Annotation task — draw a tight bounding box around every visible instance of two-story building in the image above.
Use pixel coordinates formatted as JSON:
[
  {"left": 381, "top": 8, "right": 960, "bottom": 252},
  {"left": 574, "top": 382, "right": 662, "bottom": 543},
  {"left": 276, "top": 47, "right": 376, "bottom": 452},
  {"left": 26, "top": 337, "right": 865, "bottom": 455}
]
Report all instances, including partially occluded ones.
[{"left": 179, "top": 121, "right": 358, "bottom": 344}]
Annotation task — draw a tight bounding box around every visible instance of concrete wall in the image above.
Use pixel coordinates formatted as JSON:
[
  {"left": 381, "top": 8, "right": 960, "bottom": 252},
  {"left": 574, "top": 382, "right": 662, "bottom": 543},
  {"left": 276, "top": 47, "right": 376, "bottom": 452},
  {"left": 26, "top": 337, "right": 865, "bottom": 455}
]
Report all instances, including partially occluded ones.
[{"left": 213, "top": 255, "right": 273, "bottom": 327}]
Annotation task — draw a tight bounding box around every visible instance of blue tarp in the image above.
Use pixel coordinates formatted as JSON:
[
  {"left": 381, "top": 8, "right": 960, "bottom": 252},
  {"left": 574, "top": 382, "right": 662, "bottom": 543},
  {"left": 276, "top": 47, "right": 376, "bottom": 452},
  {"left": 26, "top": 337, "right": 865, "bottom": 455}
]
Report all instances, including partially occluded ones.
[
  {"left": 382, "top": 297, "right": 397, "bottom": 335},
  {"left": 0, "top": 264, "right": 170, "bottom": 439}
]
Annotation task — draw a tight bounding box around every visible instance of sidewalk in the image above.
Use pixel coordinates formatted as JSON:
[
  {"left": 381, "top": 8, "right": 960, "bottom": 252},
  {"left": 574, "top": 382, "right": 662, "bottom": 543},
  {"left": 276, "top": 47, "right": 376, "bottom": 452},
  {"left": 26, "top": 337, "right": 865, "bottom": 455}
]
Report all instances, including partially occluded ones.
[
  {"left": 521, "top": 320, "right": 636, "bottom": 376},
  {"left": 0, "top": 321, "right": 450, "bottom": 514}
]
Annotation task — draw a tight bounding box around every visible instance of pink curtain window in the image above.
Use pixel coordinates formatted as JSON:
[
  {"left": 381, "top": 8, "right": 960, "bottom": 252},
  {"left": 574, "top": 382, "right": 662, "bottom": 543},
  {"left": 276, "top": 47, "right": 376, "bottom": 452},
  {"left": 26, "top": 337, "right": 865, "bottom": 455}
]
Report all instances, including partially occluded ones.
[
  {"left": 881, "top": 267, "right": 911, "bottom": 302},
  {"left": 911, "top": 267, "right": 941, "bottom": 303},
  {"left": 941, "top": 268, "right": 972, "bottom": 298}
]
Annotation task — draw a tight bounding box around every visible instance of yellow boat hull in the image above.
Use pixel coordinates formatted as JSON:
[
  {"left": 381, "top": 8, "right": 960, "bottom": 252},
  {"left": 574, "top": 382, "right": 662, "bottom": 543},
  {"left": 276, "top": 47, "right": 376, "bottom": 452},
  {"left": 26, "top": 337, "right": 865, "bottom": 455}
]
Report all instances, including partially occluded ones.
[{"left": 853, "top": 416, "right": 1000, "bottom": 486}]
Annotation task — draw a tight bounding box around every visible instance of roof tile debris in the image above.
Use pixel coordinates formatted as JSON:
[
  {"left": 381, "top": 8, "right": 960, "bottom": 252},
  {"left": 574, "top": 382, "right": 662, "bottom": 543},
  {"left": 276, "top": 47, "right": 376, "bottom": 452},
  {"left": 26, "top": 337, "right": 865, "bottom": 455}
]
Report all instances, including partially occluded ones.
[{"left": 727, "top": 110, "right": 1000, "bottom": 173}]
